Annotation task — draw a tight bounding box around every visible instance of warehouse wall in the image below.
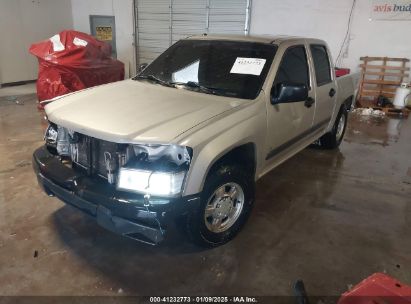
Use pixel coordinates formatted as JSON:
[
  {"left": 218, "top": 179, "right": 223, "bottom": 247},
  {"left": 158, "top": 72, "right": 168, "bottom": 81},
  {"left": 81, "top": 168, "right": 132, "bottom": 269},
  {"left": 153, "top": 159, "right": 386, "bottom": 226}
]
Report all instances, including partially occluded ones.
[
  {"left": 70, "top": 0, "right": 135, "bottom": 77},
  {"left": 0, "top": 0, "right": 73, "bottom": 84},
  {"left": 1, "top": 1, "right": 408, "bottom": 84},
  {"left": 250, "top": 0, "right": 411, "bottom": 73},
  {"left": 70, "top": 0, "right": 411, "bottom": 77}
]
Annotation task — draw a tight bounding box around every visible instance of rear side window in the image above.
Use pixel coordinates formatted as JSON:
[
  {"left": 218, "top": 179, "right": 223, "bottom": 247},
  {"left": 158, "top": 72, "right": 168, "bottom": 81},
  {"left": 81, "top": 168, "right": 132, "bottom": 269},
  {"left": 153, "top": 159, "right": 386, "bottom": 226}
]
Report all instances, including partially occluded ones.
[
  {"left": 310, "top": 45, "right": 332, "bottom": 86},
  {"left": 274, "top": 46, "right": 309, "bottom": 87}
]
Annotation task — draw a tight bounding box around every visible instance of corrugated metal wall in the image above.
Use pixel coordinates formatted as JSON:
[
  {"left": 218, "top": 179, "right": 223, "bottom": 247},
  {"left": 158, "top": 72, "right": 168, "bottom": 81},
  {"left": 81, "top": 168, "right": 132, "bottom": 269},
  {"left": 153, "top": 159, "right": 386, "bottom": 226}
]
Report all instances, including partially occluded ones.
[{"left": 135, "top": 0, "right": 251, "bottom": 65}]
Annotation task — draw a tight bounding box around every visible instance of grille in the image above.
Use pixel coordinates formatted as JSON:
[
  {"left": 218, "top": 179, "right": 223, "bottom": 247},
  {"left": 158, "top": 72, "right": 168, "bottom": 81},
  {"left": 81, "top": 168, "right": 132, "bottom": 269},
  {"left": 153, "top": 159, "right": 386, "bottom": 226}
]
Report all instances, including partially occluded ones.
[
  {"left": 75, "top": 135, "right": 90, "bottom": 169},
  {"left": 93, "top": 139, "right": 118, "bottom": 177},
  {"left": 72, "top": 135, "right": 120, "bottom": 179}
]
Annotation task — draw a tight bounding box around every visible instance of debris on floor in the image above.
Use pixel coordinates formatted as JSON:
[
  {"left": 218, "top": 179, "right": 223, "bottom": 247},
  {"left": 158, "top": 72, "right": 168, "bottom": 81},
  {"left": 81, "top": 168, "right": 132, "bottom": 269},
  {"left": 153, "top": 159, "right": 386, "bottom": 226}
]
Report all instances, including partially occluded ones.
[
  {"left": 353, "top": 105, "right": 410, "bottom": 118},
  {"left": 15, "top": 160, "right": 31, "bottom": 168},
  {"left": 0, "top": 93, "right": 37, "bottom": 107},
  {"left": 48, "top": 250, "right": 67, "bottom": 256},
  {"left": 353, "top": 108, "right": 386, "bottom": 117},
  {"left": 0, "top": 96, "right": 24, "bottom": 106},
  {"left": 5, "top": 96, "right": 17, "bottom": 102}
]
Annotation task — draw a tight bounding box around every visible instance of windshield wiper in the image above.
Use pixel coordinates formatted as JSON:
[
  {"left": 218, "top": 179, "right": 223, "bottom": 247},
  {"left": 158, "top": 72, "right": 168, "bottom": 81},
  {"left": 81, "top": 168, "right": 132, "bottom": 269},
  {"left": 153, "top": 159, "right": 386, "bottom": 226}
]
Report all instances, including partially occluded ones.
[
  {"left": 171, "top": 81, "right": 229, "bottom": 96},
  {"left": 134, "top": 75, "right": 174, "bottom": 87}
]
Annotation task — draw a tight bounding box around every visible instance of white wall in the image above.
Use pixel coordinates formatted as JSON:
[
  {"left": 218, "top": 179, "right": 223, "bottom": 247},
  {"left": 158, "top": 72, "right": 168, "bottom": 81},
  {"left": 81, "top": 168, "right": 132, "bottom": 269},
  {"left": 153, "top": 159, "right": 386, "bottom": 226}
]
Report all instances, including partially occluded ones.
[
  {"left": 250, "top": 0, "right": 411, "bottom": 74},
  {"left": 70, "top": 0, "right": 135, "bottom": 77},
  {"left": 70, "top": 0, "right": 411, "bottom": 77},
  {"left": 0, "top": 0, "right": 73, "bottom": 84},
  {"left": 0, "top": 0, "right": 409, "bottom": 83}
]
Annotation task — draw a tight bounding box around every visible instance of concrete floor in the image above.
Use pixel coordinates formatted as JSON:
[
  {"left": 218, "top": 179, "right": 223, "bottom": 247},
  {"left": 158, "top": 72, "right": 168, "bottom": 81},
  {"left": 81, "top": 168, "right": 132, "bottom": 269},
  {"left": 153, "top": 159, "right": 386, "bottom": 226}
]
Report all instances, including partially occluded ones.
[{"left": 0, "top": 89, "right": 410, "bottom": 297}]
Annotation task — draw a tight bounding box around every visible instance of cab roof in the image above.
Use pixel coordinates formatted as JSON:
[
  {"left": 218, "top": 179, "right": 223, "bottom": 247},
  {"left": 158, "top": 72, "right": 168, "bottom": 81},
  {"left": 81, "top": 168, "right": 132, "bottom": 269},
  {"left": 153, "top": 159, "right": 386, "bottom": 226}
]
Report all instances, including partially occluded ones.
[{"left": 186, "top": 34, "right": 324, "bottom": 45}]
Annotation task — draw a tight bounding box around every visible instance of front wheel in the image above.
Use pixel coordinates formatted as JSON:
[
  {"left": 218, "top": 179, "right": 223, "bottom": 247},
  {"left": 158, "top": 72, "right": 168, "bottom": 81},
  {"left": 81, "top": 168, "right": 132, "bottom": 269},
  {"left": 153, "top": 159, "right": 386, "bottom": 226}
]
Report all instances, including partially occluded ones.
[
  {"left": 319, "top": 106, "right": 348, "bottom": 149},
  {"left": 187, "top": 164, "right": 254, "bottom": 247}
]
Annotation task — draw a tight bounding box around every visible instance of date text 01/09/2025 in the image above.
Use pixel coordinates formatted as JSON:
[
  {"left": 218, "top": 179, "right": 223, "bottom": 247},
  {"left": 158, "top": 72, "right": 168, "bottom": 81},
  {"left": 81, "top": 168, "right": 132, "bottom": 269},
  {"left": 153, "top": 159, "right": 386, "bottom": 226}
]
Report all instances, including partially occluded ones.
[{"left": 149, "top": 296, "right": 258, "bottom": 303}]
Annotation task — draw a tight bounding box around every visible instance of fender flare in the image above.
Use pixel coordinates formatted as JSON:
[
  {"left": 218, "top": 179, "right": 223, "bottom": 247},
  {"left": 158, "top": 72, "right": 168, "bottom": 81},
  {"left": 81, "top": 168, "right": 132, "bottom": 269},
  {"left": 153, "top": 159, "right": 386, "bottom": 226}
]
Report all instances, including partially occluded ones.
[{"left": 183, "top": 115, "right": 265, "bottom": 196}]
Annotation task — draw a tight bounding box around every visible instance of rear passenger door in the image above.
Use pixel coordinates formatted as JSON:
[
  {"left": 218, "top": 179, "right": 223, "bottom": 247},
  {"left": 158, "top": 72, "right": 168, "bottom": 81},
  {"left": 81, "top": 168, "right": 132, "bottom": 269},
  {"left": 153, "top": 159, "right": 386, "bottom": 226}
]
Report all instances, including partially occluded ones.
[{"left": 309, "top": 44, "right": 337, "bottom": 128}]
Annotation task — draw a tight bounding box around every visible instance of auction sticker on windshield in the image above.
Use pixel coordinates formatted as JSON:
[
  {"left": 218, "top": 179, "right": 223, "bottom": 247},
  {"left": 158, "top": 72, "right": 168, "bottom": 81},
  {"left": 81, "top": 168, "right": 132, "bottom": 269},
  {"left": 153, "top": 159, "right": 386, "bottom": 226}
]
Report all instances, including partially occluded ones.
[{"left": 230, "top": 58, "right": 266, "bottom": 76}]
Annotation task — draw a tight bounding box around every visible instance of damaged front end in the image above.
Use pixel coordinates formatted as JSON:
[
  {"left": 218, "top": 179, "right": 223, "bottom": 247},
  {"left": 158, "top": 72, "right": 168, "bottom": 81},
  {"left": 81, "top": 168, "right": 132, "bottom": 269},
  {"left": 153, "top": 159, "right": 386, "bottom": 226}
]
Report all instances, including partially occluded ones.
[
  {"left": 44, "top": 123, "right": 193, "bottom": 198},
  {"left": 36, "top": 122, "right": 198, "bottom": 245}
]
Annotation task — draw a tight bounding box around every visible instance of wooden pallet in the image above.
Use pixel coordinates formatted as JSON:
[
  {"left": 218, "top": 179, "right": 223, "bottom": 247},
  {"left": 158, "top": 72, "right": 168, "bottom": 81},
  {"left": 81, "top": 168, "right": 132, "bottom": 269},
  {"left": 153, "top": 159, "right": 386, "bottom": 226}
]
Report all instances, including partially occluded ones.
[
  {"left": 356, "top": 56, "right": 410, "bottom": 107},
  {"left": 372, "top": 106, "right": 410, "bottom": 117}
]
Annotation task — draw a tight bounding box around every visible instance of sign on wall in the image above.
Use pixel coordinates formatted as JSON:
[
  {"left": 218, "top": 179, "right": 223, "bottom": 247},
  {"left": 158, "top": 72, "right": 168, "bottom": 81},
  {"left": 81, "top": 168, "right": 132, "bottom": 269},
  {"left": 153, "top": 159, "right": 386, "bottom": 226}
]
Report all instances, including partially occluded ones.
[
  {"left": 95, "top": 26, "right": 113, "bottom": 41},
  {"left": 372, "top": 0, "right": 411, "bottom": 20},
  {"left": 90, "top": 15, "right": 116, "bottom": 58}
]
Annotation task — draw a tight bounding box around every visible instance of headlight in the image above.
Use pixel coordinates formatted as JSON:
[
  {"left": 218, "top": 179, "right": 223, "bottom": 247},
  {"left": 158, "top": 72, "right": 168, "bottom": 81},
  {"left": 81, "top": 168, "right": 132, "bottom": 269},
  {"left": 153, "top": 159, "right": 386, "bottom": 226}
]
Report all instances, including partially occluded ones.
[
  {"left": 117, "top": 168, "right": 186, "bottom": 197},
  {"left": 44, "top": 123, "right": 58, "bottom": 148},
  {"left": 44, "top": 123, "right": 71, "bottom": 155}
]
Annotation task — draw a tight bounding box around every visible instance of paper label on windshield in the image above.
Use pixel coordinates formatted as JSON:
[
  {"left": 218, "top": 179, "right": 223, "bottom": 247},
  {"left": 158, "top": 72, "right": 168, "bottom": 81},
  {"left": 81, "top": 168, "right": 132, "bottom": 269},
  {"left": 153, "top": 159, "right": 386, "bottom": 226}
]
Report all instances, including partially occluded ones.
[{"left": 230, "top": 58, "right": 266, "bottom": 76}]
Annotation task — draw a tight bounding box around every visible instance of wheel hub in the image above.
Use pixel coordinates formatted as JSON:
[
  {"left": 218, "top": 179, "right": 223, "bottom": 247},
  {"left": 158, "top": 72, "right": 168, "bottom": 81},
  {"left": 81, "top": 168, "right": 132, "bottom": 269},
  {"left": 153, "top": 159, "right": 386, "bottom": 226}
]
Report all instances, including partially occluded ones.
[
  {"left": 204, "top": 182, "right": 245, "bottom": 233},
  {"left": 214, "top": 196, "right": 233, "bottom": 218}
]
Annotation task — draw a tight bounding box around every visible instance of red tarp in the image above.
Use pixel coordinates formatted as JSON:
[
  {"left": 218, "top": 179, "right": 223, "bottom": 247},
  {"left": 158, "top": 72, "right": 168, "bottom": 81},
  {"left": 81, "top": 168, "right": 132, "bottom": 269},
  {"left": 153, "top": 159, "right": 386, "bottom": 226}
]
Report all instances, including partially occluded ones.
[{"left": 29, "top": 30, "right": 124, "bottom": 108}]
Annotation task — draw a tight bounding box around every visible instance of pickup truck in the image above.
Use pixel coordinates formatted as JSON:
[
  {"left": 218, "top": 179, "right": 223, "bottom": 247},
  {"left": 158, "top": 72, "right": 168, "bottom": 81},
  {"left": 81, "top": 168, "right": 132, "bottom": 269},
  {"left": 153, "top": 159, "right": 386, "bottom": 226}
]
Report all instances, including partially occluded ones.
[{"left": 33, "top": 35, "right": 355, "bottom": 247}]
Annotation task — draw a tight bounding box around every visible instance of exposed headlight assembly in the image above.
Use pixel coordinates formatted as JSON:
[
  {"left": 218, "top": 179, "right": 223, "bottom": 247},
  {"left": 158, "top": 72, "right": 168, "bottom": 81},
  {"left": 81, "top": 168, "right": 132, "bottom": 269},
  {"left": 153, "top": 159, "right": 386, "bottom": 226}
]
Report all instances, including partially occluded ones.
[
  {"left": 44, "top": 125, "right": 192, "bottom": 197},
  {"left": 44, "top": 123, "right": 58, "bottom": 148},
  {"left": 132, "top": 144, "right": 191, "bottom": 166},
  {"left": 44, "top": 123, "right": 71, "bottom": 155},
  {"left": 117, "top": 168, "right": 186, "bottom": 197},
  {"left": 117, "top": 144, "right": 192, "bottom": 197}
]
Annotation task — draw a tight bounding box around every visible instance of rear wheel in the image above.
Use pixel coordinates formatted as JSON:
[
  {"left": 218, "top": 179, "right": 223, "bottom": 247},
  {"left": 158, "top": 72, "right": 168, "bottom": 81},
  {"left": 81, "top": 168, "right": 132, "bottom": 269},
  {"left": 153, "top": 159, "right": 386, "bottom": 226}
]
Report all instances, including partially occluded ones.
[
  {"left": 187, "top": 164, "right": 254, "bottom": 247},
  {"left": 319, "top": 106, "right": 348, "bottom": 149}
]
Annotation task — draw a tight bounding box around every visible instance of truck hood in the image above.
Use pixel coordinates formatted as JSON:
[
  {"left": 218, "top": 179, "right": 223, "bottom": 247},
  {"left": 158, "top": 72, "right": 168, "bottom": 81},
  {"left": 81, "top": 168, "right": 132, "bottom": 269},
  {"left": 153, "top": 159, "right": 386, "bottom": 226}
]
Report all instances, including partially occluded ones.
[{"left": 45, "top": 79, "right": 243, "bottom": 144}]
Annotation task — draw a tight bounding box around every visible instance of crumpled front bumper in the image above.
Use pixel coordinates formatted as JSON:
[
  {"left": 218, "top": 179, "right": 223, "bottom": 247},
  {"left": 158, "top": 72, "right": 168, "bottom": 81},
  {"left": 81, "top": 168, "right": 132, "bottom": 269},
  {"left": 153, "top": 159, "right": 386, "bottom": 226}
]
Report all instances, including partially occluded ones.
[{"left": 32, "top": 146, "right": 200, "bottom": 245}]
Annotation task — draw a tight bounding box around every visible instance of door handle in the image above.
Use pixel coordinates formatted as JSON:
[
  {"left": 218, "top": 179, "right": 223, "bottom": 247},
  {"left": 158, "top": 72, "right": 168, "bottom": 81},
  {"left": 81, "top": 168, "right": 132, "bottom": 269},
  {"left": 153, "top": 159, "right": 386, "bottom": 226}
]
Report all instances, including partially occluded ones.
[
  {"left": 304, "top": 97, "right": 315, "bottom": 108},
  {"left": 329, "top": 88, "right": 336, "bottom": 97}
]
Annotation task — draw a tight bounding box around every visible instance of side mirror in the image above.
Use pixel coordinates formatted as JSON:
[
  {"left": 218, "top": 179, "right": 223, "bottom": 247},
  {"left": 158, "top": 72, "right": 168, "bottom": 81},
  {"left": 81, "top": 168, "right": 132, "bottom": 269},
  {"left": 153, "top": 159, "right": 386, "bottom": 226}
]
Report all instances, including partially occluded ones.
[
  {"left": 271, "top": 82, "right": 308, "bottom": 105},
  {"left": 138, "top": 63, "right": 148, "bottom": 73}
]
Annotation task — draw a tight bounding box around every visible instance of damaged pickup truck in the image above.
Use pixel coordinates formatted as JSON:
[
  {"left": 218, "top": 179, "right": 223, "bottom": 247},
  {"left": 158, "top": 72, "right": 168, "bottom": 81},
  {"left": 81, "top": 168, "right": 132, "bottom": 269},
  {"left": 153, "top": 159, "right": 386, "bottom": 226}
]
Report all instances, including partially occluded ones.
[{"left": 33, "top": 35, "right": 355, "bottom": 247}]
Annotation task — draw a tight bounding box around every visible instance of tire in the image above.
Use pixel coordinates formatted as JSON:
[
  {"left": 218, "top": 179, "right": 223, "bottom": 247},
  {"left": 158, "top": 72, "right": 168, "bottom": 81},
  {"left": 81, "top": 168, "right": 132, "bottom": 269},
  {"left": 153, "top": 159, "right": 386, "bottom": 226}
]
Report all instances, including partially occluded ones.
[
  {"left": 319, "top": 106, "right": 348, "bottom": 149},
  {"left": 187, "top": 164, "right": 255, "bottom": 247}
]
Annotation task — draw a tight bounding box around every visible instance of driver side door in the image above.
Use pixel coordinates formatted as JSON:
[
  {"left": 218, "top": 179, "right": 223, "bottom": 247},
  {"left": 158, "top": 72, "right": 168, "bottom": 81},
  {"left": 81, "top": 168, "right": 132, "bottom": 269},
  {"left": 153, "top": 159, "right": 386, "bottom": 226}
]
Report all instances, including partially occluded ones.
[{"left": 264, "top": 44, "right": 315, "bottom": 167}]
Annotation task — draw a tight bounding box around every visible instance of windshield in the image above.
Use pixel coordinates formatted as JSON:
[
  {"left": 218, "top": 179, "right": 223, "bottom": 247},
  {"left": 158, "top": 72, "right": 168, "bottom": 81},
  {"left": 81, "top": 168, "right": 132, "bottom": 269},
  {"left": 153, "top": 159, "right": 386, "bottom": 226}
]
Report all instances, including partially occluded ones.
[{"left": 135, "top": 39, "right": 277, "bottom": 100}]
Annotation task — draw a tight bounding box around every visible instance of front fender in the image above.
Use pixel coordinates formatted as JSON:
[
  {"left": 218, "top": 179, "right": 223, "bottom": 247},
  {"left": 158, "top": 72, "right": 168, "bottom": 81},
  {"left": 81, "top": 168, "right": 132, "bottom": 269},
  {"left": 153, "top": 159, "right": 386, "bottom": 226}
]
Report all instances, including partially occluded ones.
[{"left": 182, "top": 100, "right": 267, "bottom": 196}]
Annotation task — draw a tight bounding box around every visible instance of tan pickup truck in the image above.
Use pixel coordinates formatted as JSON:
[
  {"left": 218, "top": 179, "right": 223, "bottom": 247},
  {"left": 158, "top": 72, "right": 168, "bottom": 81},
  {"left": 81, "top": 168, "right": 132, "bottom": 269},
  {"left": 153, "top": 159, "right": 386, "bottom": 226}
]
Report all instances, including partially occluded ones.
[{"left": 33, "top": 35, "right": 355, "bottom": 247}]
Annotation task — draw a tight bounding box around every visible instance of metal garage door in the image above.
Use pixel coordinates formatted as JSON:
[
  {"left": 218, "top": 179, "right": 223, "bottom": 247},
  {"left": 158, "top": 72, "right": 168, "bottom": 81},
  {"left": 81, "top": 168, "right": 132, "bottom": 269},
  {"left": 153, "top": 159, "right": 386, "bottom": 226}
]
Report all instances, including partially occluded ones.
[{"left": 134, "top": 0, "right": 251, "bottom": 65}]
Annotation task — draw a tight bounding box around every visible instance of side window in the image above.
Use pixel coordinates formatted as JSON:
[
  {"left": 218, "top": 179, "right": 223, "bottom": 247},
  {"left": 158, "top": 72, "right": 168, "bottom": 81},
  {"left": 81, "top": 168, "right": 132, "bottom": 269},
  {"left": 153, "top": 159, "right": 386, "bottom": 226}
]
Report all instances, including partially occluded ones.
[
  {"left": 310, "top": 45, "right": 332, "bottom": 86},
  {"left": 274, "top": 46, "right": 309, "bottom": 87}
]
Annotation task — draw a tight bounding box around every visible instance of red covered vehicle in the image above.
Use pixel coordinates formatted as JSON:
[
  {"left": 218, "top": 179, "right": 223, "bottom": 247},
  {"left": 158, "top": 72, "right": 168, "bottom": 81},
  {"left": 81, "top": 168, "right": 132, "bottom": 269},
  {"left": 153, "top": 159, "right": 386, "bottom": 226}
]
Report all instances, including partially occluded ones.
[{"left": 29, "top": 30, "right": 124, "bottom": 109}]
